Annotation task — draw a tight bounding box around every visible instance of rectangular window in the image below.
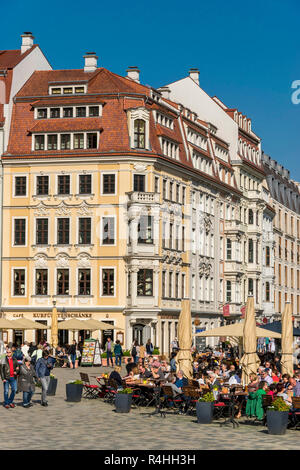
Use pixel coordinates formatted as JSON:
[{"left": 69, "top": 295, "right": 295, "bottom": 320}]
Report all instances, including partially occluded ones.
[
  {"left": 36, "top": 269, "right": 48, "bottom": 295},
  {"left": 78, "top": 217, "right": 91, "bottom": 245},
  {"left": 169, "top": 272, "right": 173, "bottom": 298},
  {"left": 102, "top": 217, "right": 115, "bottom": 245},
  {"left": 103, "top": 174, "right": 115, "bottom": 194},
  {"left": 37, "top": 108, "right": 47, "bottom": 119},
  {"left": 87, "top": 133, "right": 97, "bottom": 149},
  {"left": 36, "top": 176, "right": 49, "bottom": 195},
  {"left": 226, "top": 239, "right": 232, "bottom": 260},
  {"left": 248, "top": 239, "right": 254, "bottom": 263},
  {"left": 79, "top": 174, "right": 92, "bottom": 194},
  {"left": 181, "top": 273, "right": 185, "bottom": 298},
  {"left": 169, "top": 223, "right": 173, "bottom": 249},
  {"left": 50, "top": 108, "right": 60, "bottom": 119},
  {"left": 57, "top": 218, "right": 70, "bottom": 245},
  {"left": 76, "top": 107, "right": 86, "bottom": 117},
  {"left": 175, "top": 272, "right": 179, "bottom": 299},
  {"left": 137, "top": 269, "right": 153, "bottom": 296},
  {"left": 63, "top": 108, "right": 73, "bottom": 118},
  {"left": 169, "top": 182, "right": 173, "bottom": 201},
  {"left": 35, "top": 135, "right": 45, "bottom": 150},
  {"left": 13, "top": 269, "right": 25, "bottom": 296},
  {"left": 266, "top": 246, "right": 270, "bottom": 266},
  {"left": 163, "top": 180, "right": 166, "bottom": 199},
  {"left": 162, "top": 271, "right": 166, "bottom": 298},
  {"left": 63, "top": 87, "right": 72, "bottom": 95},
  {"left": 78, "top": 269, "right": 91, "bottom": 295},
  {"left": 138, "top": 215, "right": 153, "bottom": 244},
  {"left": 226, "top": 281, "right": 232, "bottom": 302},
  {"left": 154, "top": 177, "right": 159, "bottom": 193},
  {"left": 61, "top": 134, "right": 71, "bottom": 150},
  {"left": 75, "top": 86, "right": 84, "bottom": 94},
  {"left": 36, "top": 219, "right": 48, "bottom": 245},
  {"left": 89, "top": 106, "right": 99, "bottom": 117},
  {"left": 15, "top": 176, "right": 27, "bottom": 196},
  {"left": 74, "top": 133, "right": 84, "bottom": 149},
  {"left": 47, "top": 134, "right": 58, "bottom": 150},
  {"left": 14, "top": 219, "right": 26, "bottom": 245},
  {"left": 58, "top": 175, "right": 70, "bottom": 195},
  {"left": 133, "top": 174, "right": 145, "bottom": 192},
  {"left": 57, "top": 269, "right": 69, "bottom": 295},
  {"left": 176, "top": 184, "right": 180, "bottom": 203},
  {"left": 102, "top": 269, "right": 114, "bottom": 296},
  {"left": 182, "top": 186, "right": 185, "bottom": 205}
]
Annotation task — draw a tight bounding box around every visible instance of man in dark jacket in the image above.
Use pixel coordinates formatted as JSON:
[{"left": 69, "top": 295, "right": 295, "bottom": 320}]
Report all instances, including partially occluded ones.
[
  {"left": 0, "top": 348, "right": 19, "bottom": 409},
  {"left": 36, "top": 350, "right": 54, "bottom": 406}
]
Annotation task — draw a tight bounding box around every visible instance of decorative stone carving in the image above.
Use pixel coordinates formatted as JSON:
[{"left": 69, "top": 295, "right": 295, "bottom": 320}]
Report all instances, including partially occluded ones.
[
  {"left": 56, "top": 202, "right": 71, "bottom": 216},
  {"left": 78, "top": 254, "right": 91, "bottom": 268},
  {"left": 77, "top": 201, "right": 92, "bottom": 216},
  {"left": 56, "top": 254, "right": 70, "bottom": 267},
  {"left": 34, "top": 203, "right": 50, "bottom": 217},
  {"left": 34, "top": 255, "right": 49, "bottom": 268},
  {"left": 133, "top": 163, "right": 147, "bottom": 172}
]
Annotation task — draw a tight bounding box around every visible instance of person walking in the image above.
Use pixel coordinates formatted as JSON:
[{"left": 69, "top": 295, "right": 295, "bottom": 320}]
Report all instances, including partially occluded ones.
[
  {"left": 146, "top": 339, "right": 154, "bottom": 356},
  {"left": 0, "top": 348, "right": 19, "bottom": 409},
  {"left": 114, "top": 340, "right": 123, "bottom": 367},
  {"left": 19, "top": 358, "right": 37, "bottom": 408},
  {"left": 139, "top": 343, "right": 146, "bottom": 365},
  {"left": 36, "top": 350, "right": 54, "bottom": 406},
  {"left": 68, "top": 340, "right": 77, "bottom": 369},
  {"left": 131, "top": 340, "right": 138, "bottom": 364},
  {"left": 105, "top": 337, "right": 115, "bottom": 367}
]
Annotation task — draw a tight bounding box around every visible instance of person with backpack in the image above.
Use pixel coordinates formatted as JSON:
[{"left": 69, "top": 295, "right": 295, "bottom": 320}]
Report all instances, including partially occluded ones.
[
  {"left": 35, "top": 350, "right": 54, "bottom": 406},
  {"left": 131, "top": 340, "right": 139, "bottom": 364},
  {"left": 114, "top": 340, "right": 123, "bottom": 367}
]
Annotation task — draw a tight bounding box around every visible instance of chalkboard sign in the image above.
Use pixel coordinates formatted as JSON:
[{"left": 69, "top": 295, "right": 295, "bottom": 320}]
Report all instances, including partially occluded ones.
[
  {"left": 195, "top": 328, "right": 206, "bottom": 352},
  {"left": 81, "top": 338, "right": 102, "bottom": 366}
]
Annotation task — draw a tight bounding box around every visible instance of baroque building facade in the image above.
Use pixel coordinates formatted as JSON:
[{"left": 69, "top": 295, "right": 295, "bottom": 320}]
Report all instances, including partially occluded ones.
[{"left": 1, "top": 38, "right": 299, "bottom": 352}]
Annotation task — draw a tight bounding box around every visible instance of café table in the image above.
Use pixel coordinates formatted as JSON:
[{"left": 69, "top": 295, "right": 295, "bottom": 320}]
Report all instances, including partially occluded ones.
[{"left": 220, "top": 391, "right": 248, "bottom": 428}]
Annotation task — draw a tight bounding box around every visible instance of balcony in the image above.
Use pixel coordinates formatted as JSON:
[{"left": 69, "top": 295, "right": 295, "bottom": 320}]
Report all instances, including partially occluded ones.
[
  {"left": 244, "top": 189, "right": 264, "bottom": 201},
  {"left": 127, "top": 192, "right": 160, "bottom": 204},
  {"left": 224, "top": 260, "right": 243, "bottom": 275},
  {"left": 224, "top": 219, "right": 246, "bottom": 234}
]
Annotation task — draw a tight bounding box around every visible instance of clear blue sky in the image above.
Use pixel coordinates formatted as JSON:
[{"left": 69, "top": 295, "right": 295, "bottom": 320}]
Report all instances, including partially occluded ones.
[{"left": 1, "top": 0, "right": 300, "bottom": 179}]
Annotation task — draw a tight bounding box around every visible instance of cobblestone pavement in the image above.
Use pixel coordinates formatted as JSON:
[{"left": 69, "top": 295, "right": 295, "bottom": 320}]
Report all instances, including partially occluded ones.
[{"left": 0, "top": 365, "right": 299, "bottom": 450}]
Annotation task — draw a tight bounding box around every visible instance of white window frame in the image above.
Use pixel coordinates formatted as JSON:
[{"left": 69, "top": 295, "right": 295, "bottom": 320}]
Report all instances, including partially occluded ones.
[
  {"left": 13, "top": 174, "right": 28, "bottom": 198},
  {"left": 57, "top": 173, "right": 72, "bottom": 196},
  {"left": 77, "top": 173, "right": 93, "bottom": 196},
  {"left": 55, "top": 267, "right": 71, "bottom": 296},
  {"left": 101, "top": 171, "right": 117, "bottom": 196},
  {"left": 12, "top": 216, "right": 28, "bottom": 247},
  {"left": 34, "top": 217, "right": 50, "bottom": 246},
  {"left": 100, "top": 266, "right": 116, "bottom": 298},
  {"left": 77, "top": 216, "right": 92, "bottom": 246},
  {"left": 55, "top": 216, "right": 71, "bottom": 245},
  {"left": 100, "top": 215, "right": 116, "bottom": 247},
  {"left": 11, "top": 267, "right": 27, "bottom": 298},
  {"left": 77, "top": 267, "right": 92, "bottom": 296},
  {"left": 34, "top": 267, "right": 49, "bottom": 296}
]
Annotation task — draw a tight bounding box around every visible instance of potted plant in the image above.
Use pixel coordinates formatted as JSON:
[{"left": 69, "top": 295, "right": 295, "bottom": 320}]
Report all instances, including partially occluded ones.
[
  {"left": 66, "top": 380, "right": 83, "bottom": 402},
  {"left": 196, "top": 392, "right": 215, "bottom": 424},
  {"left": 115, "top": 388, "right": 133, "bottom": 413},
  {"left": 266, "top": 397, "right": 290, "bottom": 435},
  {"left": 47, "top": 374, "right": 58, "bottom": 396}
]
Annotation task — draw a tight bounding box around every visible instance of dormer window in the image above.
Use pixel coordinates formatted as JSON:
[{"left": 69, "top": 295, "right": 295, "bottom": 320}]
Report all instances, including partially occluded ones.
[
  {"left": 63, "top": 108, "right": 73, "bottom": 118},
  {"left": 37, "top": 109, "right": 47, "bottom": 119},
  {"left": 50, "top": 108, "right": 60, "bottom": 119},
  {"left": 75, "top": 86, "right": 85, "bottom": 94},
  {"left": 51, "top": 88, "right": 61, "bottom": 95},
  {"left": 63, "top": 87, "right": 73, "bottom": 94},
  {"left": 49, "top": 85, "right": 87, "bottom": 95},
  {"left": 76, "top": 107, "right": 86, "bottom": 118},
  {"left": 134, "top": 119, "right": 145, "bottom": 149}
]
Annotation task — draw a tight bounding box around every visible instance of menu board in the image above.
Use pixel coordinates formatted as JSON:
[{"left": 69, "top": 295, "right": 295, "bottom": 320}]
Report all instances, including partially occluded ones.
[{"left": 81, "top": 338, "right": 102, "bottom": 366}]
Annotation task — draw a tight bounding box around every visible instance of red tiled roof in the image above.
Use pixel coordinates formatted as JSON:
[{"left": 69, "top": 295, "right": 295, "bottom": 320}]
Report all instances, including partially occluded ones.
[
  {"left": 188, "top": 142, "right": 212, "bottom": 159},
  {"left": 29, "top": 118, "right": 102, "bottom": 133},
  {"left": 29, "top": 96, "right": 105, "bottom": 107},
  {"left": 0, "top": 46, "right": 38, "bottom": 69}
]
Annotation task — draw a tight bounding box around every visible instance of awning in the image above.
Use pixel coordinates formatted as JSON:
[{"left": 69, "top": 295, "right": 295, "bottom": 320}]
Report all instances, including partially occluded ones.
[{"left": 193, "top": 321, "right": 281, "bottom": 338}]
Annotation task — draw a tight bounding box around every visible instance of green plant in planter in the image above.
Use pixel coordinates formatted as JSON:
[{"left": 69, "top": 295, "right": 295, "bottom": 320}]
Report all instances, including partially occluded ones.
[
  {"left": 50, "top": 374, "right": 56, "bottom": 379},
  {"left": 153, "top": 348, "right": 160, "bottom": 355},
  {"left": 268, "top": 397, "right": 290, "bottom": 412},
  {"left": 118, "top": 388, "right": 133, "bottom": 394},
  {"left": 122, "top": 350, "right": 131, "bottom": 357},
  {"left": 68, "top": 380, "right": 83, "bottom": 385},
  {"left": 198, "top": 392, "right": 214, "bottom": 402}
]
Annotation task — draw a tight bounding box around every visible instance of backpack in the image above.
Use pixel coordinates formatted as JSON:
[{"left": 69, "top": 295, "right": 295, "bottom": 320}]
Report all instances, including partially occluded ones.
[
  {"left": 30, "top": 353, "right": 37, "bottom": 366},
  {"left": 132, "top": 346, "right": 137, "bottom": 356}
]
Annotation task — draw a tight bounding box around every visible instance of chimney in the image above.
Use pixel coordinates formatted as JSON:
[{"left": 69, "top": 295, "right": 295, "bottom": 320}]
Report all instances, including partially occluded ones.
[
  {"left": 158, "top": 86, "right": 171, "bottom": 100},
  {"left": 21, "top": 32, "right": 34, "bottom": 54},
  {"left": 83, "top": 52, "right": 98, "bottom": 72},
  {"left": 126, "top": 66, "right": 140, "bottom": 83},
  {"left": 189, "top": 68, "right": 200, "bottom": 86}
]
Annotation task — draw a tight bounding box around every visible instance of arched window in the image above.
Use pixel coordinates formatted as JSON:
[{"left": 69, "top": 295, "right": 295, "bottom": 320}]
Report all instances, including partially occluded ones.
[{"left": 134, "top": 119, "right": 145, "bottom": 149}]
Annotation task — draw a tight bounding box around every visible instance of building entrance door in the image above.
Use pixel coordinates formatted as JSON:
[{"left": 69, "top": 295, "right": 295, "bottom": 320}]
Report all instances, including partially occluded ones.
[
  {"left": 132, "top": 324, "right": 145, "bottom": 345},
  {"left": 13, "top": 330, "right": 24, "bottom": 346}
]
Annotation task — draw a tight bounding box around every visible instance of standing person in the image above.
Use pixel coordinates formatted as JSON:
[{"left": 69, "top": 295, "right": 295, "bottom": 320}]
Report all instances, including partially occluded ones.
[
  {"left": 146, "top": 339, "right": 154, "bottom": 356},
  {"left": 19, "top": 358, "right": 37, "bottom": 408},
  {"left": 68, "top": 340, "right": 77, "bottom": 369},
  {"left": 139, "top": 343, "right": 146, "bottom": 365},
  {"left": 131, "top": 340, "right": 138, "bottom": 364},
  {"left": 30, "top": 344, "right": 43, "bottom": 366},
  {"left": 114, "top": 340, "right": 123, "bottom": 367},
  {"left": 0, "top": 348, "right": 19, "bottom": 409},
  {"left": 35, "top": 350, "right": 54, "bottom": 406},
  {"left": 21, "top": 341, "right": 30, "bottom": 360},
  {"left": 105, "top": 337, "right": 115, "bottom": 367}
]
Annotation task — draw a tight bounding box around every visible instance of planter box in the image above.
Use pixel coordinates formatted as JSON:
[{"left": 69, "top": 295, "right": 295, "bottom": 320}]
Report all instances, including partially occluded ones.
[
  {"left": 115, "top": 393, "right": 132, "bottom": 413},
  {"left": 66, "top": 383, "right": 83, "bottom": 402},
  {"left": 47, "top": 378, "right": 58, "bottom": 396},
  {"left": 196, "top": 401, "right": 214, "bottom": 424},
  {"left": 266, "top": 410, "right": 289, "bottom": 435}
]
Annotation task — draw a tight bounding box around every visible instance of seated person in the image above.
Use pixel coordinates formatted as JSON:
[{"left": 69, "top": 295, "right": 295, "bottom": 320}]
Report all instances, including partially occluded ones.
[
  {"left": 109, "top": 366, "right": 123, "bottom": 388},
  {"left": 170, "top": 353, "right": 177, "bottom": 373},
  {"left": 281, "top": 374, "right": 290, "bottom": 389},
  {"left": 126, "top": 359, "right": 137, "bottom": 375},
  {"left": 260, "top": 369, "right": 273, "bottom": 386},
  {"left": 245, "top": 381, "right": 268, "bottom": 420},
  {"left": 276, "top": 382, "right": 292, "bottom": 407},
  {"left": 207, "top": 372, "right": 221, "bottom": 391},
  {"left": 175, "top": 370, "right": 188, "bottom": 388},
  {"left": 166, "top": 374, "right": 183, "bottom": 397},
  {"left": 288, "top": 377, "right": 300, "bottom": 397},
  {"left": 267, "top": 383, "right": 277, "bottom": 399},
  {"left": 151, "top": 362, "right": 166, "bottom": 382},
  {"left": 247, "top": 373, "right": 259, "bottom": 393},
  {"left": 139, "top": 365, "right": 152, "bottom": 379},
  {"left": 228, "top": 369, "right": 242, "bottom": 386}
]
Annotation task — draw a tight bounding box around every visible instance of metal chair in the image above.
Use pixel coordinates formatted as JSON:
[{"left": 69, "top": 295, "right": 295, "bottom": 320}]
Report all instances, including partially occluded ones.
[
  {"left": 80, "top": 372, "right": 101, "bottom": 399},
  {"left": 289, "top": 397, "right": 300, "bottom": 429},
  {"left": 161, "top": 385, "right": 183, "bottom": 414}
]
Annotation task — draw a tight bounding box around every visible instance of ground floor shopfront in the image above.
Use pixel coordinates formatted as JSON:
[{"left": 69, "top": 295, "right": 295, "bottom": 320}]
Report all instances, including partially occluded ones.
[{"left": 2, "top": 308, "right": 228, "bottom": 355}]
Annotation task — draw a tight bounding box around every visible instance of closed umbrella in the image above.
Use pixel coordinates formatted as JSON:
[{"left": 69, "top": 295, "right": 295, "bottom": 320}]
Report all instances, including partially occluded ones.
[
  {"left": 240, "top": 296, "right": 260, "bottom": 385},
  {"left": 51, "top": 304, "right": 58, "bottom": 350},
  {"left": 176, "top": 299, "right": 193, "bottom": 379},
  {"left": 281, "top": 302, "right": 293, "bottom": 376}
]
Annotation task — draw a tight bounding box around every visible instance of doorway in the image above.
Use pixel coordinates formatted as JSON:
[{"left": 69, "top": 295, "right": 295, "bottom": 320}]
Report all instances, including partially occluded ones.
[
  {"left": 79, "top": 330, "right": 91, "bottom": 343},
  {"left": 101, "top": 321, "right": 114, "bottom": 349},
  {"left": 36, "top": 321, "right": 48, "bottom": 344},
  {"left": 132, "top": 324, "right": 145, "bottom": 345},
  {"left": 13, "top": 330, "right": 24, "bottom": 346},
  {"left": 58, "top": 321, "right": 69, "bottom": 346}
]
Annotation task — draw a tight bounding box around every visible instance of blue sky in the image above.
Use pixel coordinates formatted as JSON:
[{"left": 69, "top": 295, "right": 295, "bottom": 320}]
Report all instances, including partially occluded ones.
[{"left": 1, "top": 0, "right": 300, "bottom": 179}]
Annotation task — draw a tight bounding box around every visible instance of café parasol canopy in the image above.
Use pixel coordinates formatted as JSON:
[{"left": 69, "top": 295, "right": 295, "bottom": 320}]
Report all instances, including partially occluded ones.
[
  {"left": 0, "top": 318, "right": 19, "bottom": 329},
  {"left": 9, "top": 318, "right": 50, "bottom": 329},
  {"left": 83, "top": 319, "right": 124, "bottom": 331},
  {"left": 176, "top": 299, "right": 193, "bottom": 379},
  {"left": 193, "top": 322, "right": 281, "bottom": 339},
  {"left": 281, "top": 302, "right": 294, "bottom": 377},
  {"left": 57, "top": 318, "right": 124, "bottom": 331},
  {"left": 240, "top": 296, "right": 261, "bottom": 385}
]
